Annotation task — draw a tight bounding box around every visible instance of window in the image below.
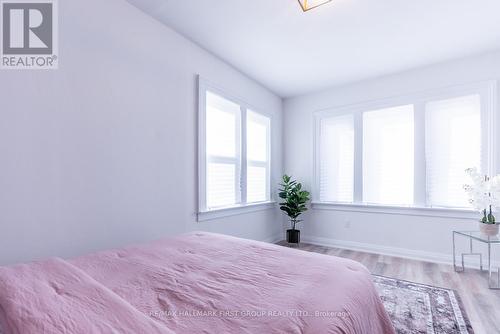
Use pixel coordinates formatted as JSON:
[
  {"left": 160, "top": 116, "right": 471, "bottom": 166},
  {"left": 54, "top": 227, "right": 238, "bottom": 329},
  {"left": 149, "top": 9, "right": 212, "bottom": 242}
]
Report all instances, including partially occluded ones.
[
  {"left": 314, "top": 81, "right": 496, "bottom": 213},
  {"left": 363, "top": 105, "right": 414, "bottom": 206},
  {"left": 199, "top": 79, "right": 272, "bottom": 217},
  {"left": 206, "top": 92, "right": 241, "bottom": 208},
  {"left": 319, "top": 114, "right": 354, "bottom": 202},
  {"left": 247, "top": 110, "right": 271, "bottom": 203},
  {"left": 425, "top": 95, "right": 482, "bottom": 208}
]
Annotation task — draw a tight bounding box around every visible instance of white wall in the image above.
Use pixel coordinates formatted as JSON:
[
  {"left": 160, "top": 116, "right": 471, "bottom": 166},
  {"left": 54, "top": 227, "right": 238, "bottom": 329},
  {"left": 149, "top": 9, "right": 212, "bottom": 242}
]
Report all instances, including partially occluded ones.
[
  {"left": 0, "top": 0, "right": 283, "bottom": 265},
  {"left": 284, "top": 50, "right": 500, "bottom": 264}
]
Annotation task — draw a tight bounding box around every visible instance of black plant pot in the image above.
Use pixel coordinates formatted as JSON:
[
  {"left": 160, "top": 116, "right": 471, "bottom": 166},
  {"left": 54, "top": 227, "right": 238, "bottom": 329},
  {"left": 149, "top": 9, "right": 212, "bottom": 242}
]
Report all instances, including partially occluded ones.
[{"left": 287, "top": 229, "right": 300, "bottom": 244}]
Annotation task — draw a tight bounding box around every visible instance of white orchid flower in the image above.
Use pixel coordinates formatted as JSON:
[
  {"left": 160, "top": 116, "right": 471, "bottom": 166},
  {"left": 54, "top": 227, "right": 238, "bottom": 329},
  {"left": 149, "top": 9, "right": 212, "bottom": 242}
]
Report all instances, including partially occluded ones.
[{"left": 463, "top": 168, "right": 500, "bottom": 223}]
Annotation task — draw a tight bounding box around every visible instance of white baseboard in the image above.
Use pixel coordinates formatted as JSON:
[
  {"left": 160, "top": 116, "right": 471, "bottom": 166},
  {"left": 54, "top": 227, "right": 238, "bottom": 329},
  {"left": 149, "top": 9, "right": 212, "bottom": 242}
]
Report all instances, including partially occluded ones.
[
  {"left": 262, "top": 233, "right": 283, "bottom": 244},
  {"left": 300, "top": 235, "right": 500, "bottom": 269}
]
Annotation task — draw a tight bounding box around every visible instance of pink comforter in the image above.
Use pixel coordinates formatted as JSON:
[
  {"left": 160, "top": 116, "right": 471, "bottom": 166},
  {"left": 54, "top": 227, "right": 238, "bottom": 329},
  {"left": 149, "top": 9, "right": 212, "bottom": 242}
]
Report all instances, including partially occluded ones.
[
  {"left": 0, "top": 232, "right": 395, "bottom": 334},
  {"left": 0, "top": 258, "right": 172, "bottom": 334}
]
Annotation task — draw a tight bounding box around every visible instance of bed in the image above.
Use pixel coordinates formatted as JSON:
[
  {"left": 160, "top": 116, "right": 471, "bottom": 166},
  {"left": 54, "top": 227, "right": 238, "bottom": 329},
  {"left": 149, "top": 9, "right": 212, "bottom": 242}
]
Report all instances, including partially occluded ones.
[{"left": 0, "top": 232, "right": 394, "bottom": 333}]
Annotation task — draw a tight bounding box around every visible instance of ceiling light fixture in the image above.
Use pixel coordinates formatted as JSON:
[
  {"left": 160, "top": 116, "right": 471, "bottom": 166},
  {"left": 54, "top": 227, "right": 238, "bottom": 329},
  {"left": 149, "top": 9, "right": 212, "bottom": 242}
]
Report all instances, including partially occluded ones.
[{"left": 298, "top": 0, "right": 333, "bottom": 12}]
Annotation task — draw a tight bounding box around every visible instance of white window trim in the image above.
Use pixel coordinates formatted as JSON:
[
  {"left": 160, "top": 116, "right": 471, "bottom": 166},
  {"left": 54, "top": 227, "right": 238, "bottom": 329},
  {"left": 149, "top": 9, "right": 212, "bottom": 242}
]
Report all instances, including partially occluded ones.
[
  {"left": 313, "top": 80, "right": 497, "bottom": 218},
  {"left": 198, "top": 201, "right": 276, "bottom": 222},
  {"left": 198, "top": 76, "right": 275, "bottom": 221}
]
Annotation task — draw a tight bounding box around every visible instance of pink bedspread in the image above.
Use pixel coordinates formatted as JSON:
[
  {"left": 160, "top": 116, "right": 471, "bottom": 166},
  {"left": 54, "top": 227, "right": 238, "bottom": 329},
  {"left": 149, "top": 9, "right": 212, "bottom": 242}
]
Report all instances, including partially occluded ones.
[
  {"left": 0, "top": 232, "right": 395, "bottom": 334},
  {"left": 0, "top": 258, "right": 172, "bottom": 334}
]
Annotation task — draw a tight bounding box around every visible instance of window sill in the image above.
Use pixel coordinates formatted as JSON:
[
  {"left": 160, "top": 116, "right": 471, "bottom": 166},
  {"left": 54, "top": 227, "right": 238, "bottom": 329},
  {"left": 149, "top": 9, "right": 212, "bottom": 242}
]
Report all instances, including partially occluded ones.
[
  {"left": 311, "top": 201, "right": 478, "bottom": 220},
  {"left": 198, "top": 201, "right": 277, "bottom": 222}
]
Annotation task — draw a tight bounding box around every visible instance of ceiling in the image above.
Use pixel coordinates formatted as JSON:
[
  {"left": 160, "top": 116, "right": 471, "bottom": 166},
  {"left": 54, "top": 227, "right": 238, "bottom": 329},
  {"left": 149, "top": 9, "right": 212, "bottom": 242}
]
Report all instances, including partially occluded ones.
[{"left": 126, "top": 0, "right": 500, "bottom": 98}]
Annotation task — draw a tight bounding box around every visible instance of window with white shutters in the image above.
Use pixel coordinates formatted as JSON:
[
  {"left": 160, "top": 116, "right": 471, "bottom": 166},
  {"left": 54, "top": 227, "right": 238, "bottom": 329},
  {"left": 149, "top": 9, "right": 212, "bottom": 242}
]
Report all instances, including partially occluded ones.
[
  {"left": 363, "top": 105, "right": 414, "bottom": 206},
  {"left": 199, "top": 79, "right": 273, "bottom": 217},
  {"left": 314, "top": 81, "right": 495, "bottom": 214},
  {"left": 319, "top": 114, "right": 354, "bottom": 203},
  {"left": 425, "top": 95, "right": 482, "bottom": 208}
]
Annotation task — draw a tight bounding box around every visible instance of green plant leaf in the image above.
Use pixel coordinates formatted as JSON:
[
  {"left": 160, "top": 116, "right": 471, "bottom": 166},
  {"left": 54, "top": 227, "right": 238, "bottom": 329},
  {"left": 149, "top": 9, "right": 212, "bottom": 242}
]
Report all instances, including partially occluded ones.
[{"left": 278, "top": 175, "right": 310, "bottom": 223}]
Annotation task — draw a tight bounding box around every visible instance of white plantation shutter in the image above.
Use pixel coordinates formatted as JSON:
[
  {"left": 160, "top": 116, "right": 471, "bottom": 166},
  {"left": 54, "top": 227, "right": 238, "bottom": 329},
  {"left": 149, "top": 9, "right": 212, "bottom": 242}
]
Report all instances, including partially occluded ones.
[
  {"left": 247, "top": 110, "right": 271, "bottom": 203},
  {"left": 363, "top": 105, "right": 414, "bottom": 205},
  {"left": 206, "top": 91, "right": 241, "bottom": 209},
  {"left": 207, "top": 163, "right": 237, "bottom": 208},
  {"left": 425, "top": 95, "right": 482, "bottom": 208},
  {"left": 319, "top": 114, "right": 354, "bottom": 202},
  {"left": 200, "top": 84, "right": 273, "bottom": 214},
  {"left": 313, "top": 82, "right": 494, "bottom": 213}
]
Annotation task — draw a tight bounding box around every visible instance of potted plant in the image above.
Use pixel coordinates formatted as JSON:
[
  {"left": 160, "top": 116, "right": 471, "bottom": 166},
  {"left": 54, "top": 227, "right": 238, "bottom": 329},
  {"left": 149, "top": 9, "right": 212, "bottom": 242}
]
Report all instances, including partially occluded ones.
[
  {"left": 464, "top": 168, "right": 500, "bottom": 236},
  {"left": 278, "top": 175, "right": 310, "bottom": 244}
]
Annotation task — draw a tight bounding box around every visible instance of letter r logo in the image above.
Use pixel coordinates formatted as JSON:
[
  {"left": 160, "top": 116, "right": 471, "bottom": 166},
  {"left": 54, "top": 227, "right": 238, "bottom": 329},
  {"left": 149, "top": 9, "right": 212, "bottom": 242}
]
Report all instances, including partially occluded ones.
[{"left": 2, "top": 2, "right": 53, "bottom": 54}]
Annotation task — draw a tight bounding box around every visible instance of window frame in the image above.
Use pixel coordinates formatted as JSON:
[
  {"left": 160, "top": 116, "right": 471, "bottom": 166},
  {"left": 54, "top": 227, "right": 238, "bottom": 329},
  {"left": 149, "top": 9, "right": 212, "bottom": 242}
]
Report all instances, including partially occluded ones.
[
  {"left": 313, "top": 80, "right": 497, "bottom": 218},
  {"left": 198, "top": 77, "right": 274, "bottom": 221}
]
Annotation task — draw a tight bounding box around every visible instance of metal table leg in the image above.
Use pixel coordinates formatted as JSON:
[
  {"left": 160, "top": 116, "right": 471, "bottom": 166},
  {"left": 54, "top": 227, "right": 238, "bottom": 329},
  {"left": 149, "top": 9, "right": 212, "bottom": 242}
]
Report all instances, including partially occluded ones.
[
  {"left": 454, "top": 233, "right": 483, "bottom": 272},
  {"left": 459, "top": 235, "right": 483, "bottom": 272},
  {"left": 488, "top": 243, "right": 500, "bottom": 290},
  {"left": 453, "top": 231, "right": 500, "bottom": 290},
  {"left": 453, "top": 232, "right": 457, "bottom": 271}
]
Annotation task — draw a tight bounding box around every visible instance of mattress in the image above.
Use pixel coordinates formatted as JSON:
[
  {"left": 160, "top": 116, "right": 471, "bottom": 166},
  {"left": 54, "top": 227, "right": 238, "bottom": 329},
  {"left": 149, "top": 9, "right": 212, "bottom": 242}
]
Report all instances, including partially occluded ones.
[{"left": 0, "top": 232, "right": 395, "bottom": 333}]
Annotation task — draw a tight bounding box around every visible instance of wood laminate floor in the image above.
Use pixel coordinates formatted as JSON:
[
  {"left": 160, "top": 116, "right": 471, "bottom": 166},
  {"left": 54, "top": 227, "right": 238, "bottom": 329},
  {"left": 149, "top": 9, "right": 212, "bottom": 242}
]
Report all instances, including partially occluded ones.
[{"left": 277, "top": 241, "right": 500, "bottom": 334}]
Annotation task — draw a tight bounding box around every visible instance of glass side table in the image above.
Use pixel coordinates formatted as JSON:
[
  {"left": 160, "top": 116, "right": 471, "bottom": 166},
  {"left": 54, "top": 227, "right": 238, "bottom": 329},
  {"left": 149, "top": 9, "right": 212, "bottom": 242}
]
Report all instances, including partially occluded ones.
[{"left": 453, "top": 231, "right": 500, "bottom": 289}]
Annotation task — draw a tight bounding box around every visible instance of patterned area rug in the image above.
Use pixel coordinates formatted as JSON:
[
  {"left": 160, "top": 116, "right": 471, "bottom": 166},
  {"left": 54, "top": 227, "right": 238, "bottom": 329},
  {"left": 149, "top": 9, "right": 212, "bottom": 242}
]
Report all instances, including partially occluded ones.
[{"left": 373, "top": 275, "right": 474, "bottom": 334}]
